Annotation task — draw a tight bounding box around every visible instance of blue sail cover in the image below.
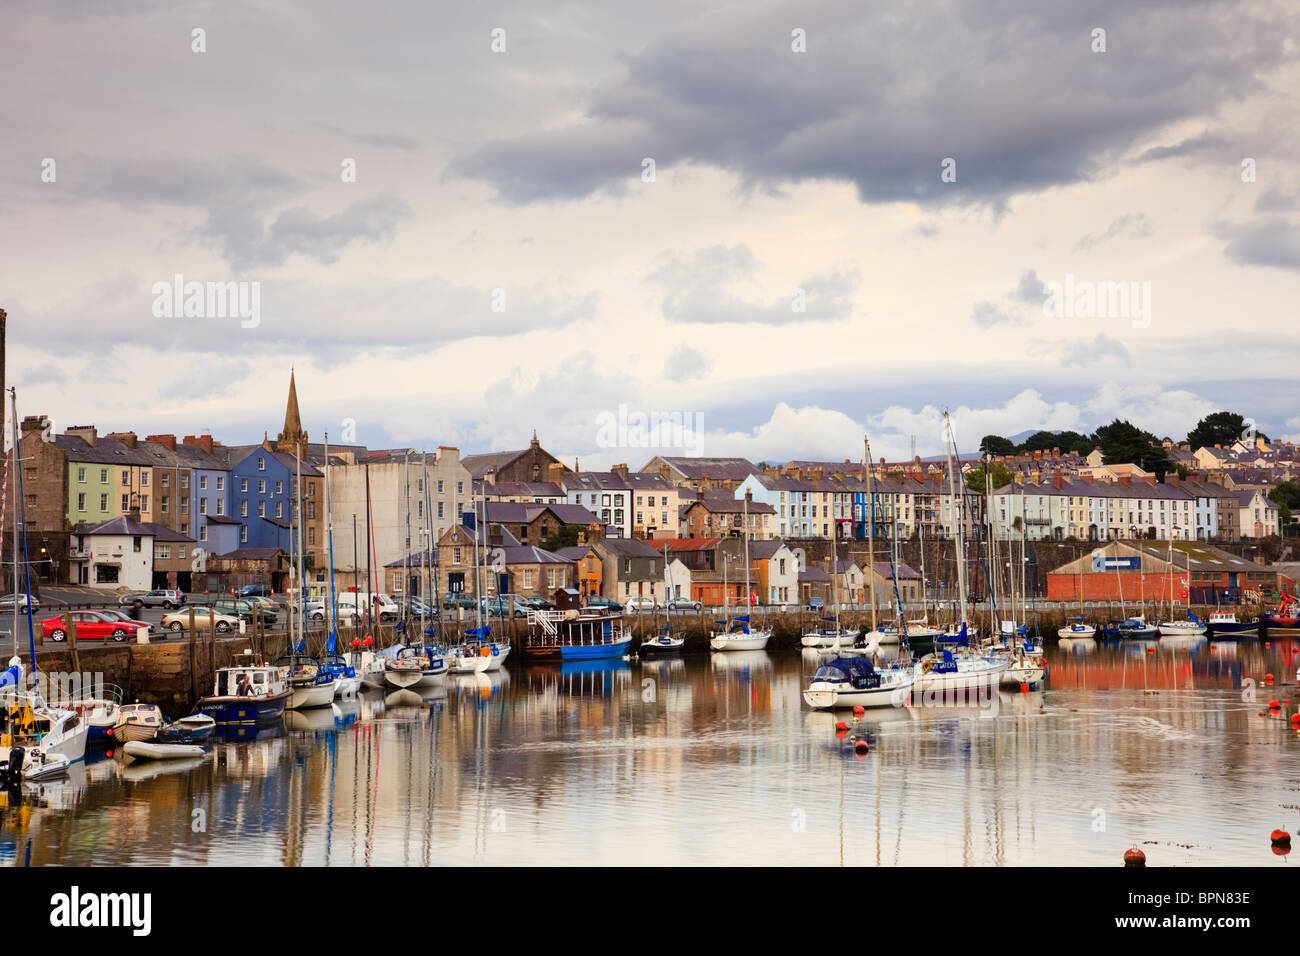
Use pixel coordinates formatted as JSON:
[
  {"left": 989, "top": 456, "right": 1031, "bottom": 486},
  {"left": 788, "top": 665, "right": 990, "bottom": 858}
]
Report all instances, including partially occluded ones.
[
  {"left": 816, "top": 657, "right": 880, "bottom": 688},
  {"left": 465, "top": 626, "right": 491, "bottom": 638},
  {"left": 0, "top": 663, "right": 19, "bottom": 689}
]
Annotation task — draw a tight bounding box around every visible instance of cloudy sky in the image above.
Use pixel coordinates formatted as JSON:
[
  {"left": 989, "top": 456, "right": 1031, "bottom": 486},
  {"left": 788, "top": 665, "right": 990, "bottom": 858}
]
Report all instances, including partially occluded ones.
[{"left": 5, "top": 0, "right": 1299, "bottom": 467}]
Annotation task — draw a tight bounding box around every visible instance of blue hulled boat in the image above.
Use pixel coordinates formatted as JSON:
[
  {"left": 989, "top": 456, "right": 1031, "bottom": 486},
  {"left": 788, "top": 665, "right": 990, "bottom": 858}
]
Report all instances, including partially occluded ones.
[
  {"left": 522, "top": 589, "right": 631, "bottom": 662},
  {"left": 193, "top": 665, "right": 292, "bottom": 724}
]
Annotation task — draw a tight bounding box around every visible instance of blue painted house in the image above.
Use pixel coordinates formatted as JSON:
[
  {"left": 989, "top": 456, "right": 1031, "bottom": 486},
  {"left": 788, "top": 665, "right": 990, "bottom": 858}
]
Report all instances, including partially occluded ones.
[{"left": 228, "top": 445, "right": 296, "bottom": 552}]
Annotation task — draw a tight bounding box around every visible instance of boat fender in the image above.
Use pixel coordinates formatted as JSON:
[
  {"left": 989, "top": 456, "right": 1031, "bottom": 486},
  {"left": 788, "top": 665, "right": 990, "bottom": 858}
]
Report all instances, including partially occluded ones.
[{"left": 480, "top": 647, "right": 490, "bottom": 657}]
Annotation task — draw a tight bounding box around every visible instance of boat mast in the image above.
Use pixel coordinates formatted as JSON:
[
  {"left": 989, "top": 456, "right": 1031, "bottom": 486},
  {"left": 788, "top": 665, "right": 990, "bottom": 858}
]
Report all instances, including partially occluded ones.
[
  {"left": 8, "top": 389, "right": 18, "bottom": 659},
  {"left": 863, "top": 437, "right": 878, "bottom": 636},
  {"left": 945, "top": 412, "right": 968, "bottom": 627},
  {"left": 295, "top": 441, "right": 306, "bottom": 653},
  {"left": 403, "top": 451, "right": 411, "bottom": 641},
  {"left": 323, "top": 432, "right": 339, "bottom": 654}
]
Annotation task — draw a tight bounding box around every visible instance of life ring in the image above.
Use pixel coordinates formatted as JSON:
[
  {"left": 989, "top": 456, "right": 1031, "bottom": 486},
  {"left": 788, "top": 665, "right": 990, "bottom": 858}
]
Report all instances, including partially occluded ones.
[
  {"left": 921, "top": 660, "right": 933, "bottom": 673},
  {"left": 480, "top": 646, "right": 490, "bottom": 657}
]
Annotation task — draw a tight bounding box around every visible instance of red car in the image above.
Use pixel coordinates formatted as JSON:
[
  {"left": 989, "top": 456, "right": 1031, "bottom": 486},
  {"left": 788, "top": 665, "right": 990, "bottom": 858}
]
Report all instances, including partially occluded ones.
[{"left": 43, "top": 611, "right": 147, "bottom": 643}]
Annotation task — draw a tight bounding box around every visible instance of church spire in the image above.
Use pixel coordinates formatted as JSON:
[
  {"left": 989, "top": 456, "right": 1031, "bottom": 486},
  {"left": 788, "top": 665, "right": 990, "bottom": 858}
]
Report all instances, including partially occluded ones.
[{"left": 276, "top": 368, "right": 308, "bottom": 452}]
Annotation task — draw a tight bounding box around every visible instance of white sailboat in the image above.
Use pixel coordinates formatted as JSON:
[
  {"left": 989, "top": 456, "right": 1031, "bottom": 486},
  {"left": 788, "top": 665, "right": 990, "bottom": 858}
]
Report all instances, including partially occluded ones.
[
  {"left": 1059, "top": 550, "right": 1096, "bottom": 638},
  {"left": 710, "top": 494, "right": 771, "bottom": 652},
  {"left": 1158, "top": 544, "right": 1206, "bottom": 636}
]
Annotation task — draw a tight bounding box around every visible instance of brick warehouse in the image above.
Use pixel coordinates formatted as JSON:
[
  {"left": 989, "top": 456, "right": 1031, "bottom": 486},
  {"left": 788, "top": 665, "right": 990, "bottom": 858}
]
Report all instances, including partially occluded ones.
[{"left": 1046, "top": 540, "right": 1293, "bottom": 605}]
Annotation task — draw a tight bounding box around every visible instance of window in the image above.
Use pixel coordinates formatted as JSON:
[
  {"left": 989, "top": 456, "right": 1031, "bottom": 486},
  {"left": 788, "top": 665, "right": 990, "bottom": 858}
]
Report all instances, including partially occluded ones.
[
  {"left": 140, "top": 495, "right": 149, "bottom": 511},
  {"left": 200, "top": 476, "right": 208, "bottom": 490},
  {"left": 308, "top": 528, "right": 315, "bottom": 545},
  {"left": 548, "top": 568, "right": 557, "bottom": 588},
  {"left": 156, "top": 545, "right": 170, "bottom": 560},
  {"left": 121, "top": 494, "right": 129, "bottom": 511},
  {"left": 132, "top": 536, "right": 142, "bottom": 552},
  {"left": 438, "top": 502, "right": 444, "bottom": 518},
  {"left": 99, "top": 494, "right": 107, "bottom": 511},
  {"left": 216, "top": 499, "right": 225, "bottom": 516},
  {"left": 77, "top": 467, "right": 86, "bottom": 483},
  {"left": 200, "top": 499, "right": 208, "bottom": 515},
  {"left": 275, "top": 502, "right": 283, "bottom": 518},
  {"left": 418, "top": 501, "right": 423, "bottom": 518},
  {"left": 453, "top": 547, "right": 462, "bottom": 563},
  {"left": 161, "top": 496, "right": 169, "bottom": 514},
  {"left": 241, "top": 501, "right": 248, "bottom": 517},
  {"left": 100, "top": 468, "right": 108, "bottom": 483},
  {"left": 258, "top": 480, "right": 266, "bottom": 494},
  {"left": 161, "top": 473, "right": 169, "bottom": 487},
  {"left": 141, "top": 472, "right": 149, "bottom": 487},
  {"left": 240, "top": 478, "right": 248, "bottom": 492},
  {"left": 199, "top": 525, "right": 207, "bottom": 541},
  {"left": 522, "top": 569, "right": 533, "bottom": 589},
  {"left": 438, "top": 480, "right": 444, "bottom": 494},
  {"left": 121, "top": 470, "right": 129, "bottom": 484},
  {"left": 77, "top": 493, "right": 86, "bottom": 512},
  {"left": 276, "top": 480, "right": 283, "bottom": 494},
  {"left": 240, "top": 526, "right": 248, "bottom": 543},
  {"left": 180, "top": 473, "right": 188, "bottom": 489},
  {"left": 181, "top": 497, "right": 188, "bottom": 514},
  {"left": 216, "top": 476, "right": 224, "bottom": 491},
  {"left": 456, "top": 481, "right": 463, "bottom": 495},
  {"left": 258, "top": 502, "right": 266, "bottom": 517},
  {"left": 258, "top": 457, "right": 265, "bottom": 471}
]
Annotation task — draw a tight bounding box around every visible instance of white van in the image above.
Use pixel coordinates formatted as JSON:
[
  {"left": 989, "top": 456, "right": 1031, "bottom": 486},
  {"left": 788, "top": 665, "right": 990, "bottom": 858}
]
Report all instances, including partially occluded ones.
[{"left": 336, "top": 591, "right": 399, "bottom": 623}]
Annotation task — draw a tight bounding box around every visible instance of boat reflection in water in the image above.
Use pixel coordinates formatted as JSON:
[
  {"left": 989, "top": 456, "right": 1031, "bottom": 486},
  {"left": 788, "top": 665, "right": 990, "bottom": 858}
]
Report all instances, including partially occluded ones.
[{"left": 7, "top": 638, "right": 1300, "bottom": 867}]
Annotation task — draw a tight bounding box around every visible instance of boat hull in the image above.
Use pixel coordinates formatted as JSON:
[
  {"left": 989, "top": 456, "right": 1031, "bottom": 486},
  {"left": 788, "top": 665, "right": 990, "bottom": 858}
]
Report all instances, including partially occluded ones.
[
  {"left": 193, "top": 690, "right": 292, "bottom": 725},
  {"left": 383, "top": 666, "right": 424, "bottom": 689},
  {"left": 639, "top": 637, "right": 684, "bottom": 655},
  {"left": 914, "top": 658, "right": 1010, "bottom": 694},
  {"left": 803, "top": 674, "right": 914, "bottom": 709},
  {"left": 124, "top": 741, "right": 207, "bottom": 761},
  {"left": 1157, "top": 622, "right": 1207, "bottom": 637},
  {"left": 710, "top": 633, "right": 770, "bottom": 652}
]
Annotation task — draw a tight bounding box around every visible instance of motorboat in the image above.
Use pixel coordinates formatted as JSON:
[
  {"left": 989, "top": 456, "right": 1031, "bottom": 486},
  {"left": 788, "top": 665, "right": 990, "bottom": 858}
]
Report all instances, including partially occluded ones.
[
  {"left": 802, "top": 656, "right": 914, "bottom": 710},
  {"left": 1263, "top": 595, "right": 1300, "bottom": 635},
  {"left": 639, "top": 627, "right": 685, "bottom": 655},
  {"left": 522, "top": 603, "right": 633, "bottom": 661},
  {"left": 158, "top": 713, "right": 215, "bottom": 742},
  {"left": 114, "top": 702, "right": 164, "bottom": 742},
  {"left": 193, "top": 665, "right": 293, "bottom": 724},
  {"left": 1, "top": 747, "right": 70, "bottom": 784},
  {"left": 1204, "top": 612, "right": 1258, "bottom": 636},
  {"left": 65, "top": 685, "right": 124, "bottom": 747}
]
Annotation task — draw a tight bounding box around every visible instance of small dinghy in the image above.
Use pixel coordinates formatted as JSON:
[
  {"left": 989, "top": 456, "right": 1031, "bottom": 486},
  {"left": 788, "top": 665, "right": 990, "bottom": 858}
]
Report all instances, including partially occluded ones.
[
  {"left": 122, "top": 740, "right": 207, "bottom": 761},
  {"left": 4, "top": 747, "right": 72, "bottom": 782},
  {"left": 158, "top": 713, "right": 215, "bottom": 742}
]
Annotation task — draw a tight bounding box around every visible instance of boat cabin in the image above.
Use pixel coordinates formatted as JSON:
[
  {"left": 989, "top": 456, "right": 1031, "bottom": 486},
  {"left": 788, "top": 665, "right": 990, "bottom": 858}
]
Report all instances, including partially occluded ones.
[{"left": 214, "top": 665, "right": 287, "bottom": 698}]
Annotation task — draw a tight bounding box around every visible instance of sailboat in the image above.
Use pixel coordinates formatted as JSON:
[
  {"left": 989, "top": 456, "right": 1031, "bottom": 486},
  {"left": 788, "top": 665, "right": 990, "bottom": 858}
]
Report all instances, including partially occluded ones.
[
  {"left": 1059, "top": 548, "right": 1096, "bottom": 637},
  {"left": 448, "top": 491, "right": 498, "bottom": 673},
  {"left": 860, "top": 439, "right": 894, "bottom": 648},
  {"left": 1158, "top": 543, "right": 1206, "bottom": 636},
  {"left": 938, "top": 414, "right": 979, "bottom": 644},
  {"left": 283, "top": 441, "right": 336, "bottom": 709},
  {"left": 641, "top": 544, "right": 684, "bottom": 655},
  {"left": 801, "top": 512, "right": 854, "bottom": 648},
  {"left": 319, "top": 433, "right": 361, "bottom": 698},
  {"left": 0, "top": 388, "right": 88, "bottom": 779},
  {"left": 710, "top": 495, "right": 771, "bottom": 651},
  {"left": 905, "top": 524, "right": 943, "bottom": 639}
]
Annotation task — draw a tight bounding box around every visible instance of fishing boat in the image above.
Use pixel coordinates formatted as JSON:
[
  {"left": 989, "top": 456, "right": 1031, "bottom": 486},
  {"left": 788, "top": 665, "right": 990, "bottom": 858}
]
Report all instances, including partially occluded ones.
[
  {"left": 123, "top": 740, "right": 207, "bottom": 761},
  {"left": 114, "top": 702, "right": 164, "bottom": 742},
  {"left": 523, "top": 590, "right": 633, "bottom": 660},
  {"left": 193, "top": 665, "right": 292, "bottom": 724},
  {"left": 802, "top": 656, "right": 914, "bottom": 710},
  {"left": 1263, "top": 595, "right": 1300, "bottom": 635},
  {"left": 1204, "top": 611, "right": 1258, "bottom": 636},
  {"left": 279, "top": 655, "right": 337, "bottom": 709},
  {"left": 158, "top": 713, "right": 216, "bottom": 742}
]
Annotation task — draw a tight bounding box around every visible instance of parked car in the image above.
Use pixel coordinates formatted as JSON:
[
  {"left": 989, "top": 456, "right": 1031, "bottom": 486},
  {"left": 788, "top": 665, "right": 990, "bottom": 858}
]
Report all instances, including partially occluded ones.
[
  {"left": 584, "top": 597, "right": 624, "bottom": 612},
  {"left": 337, "top": 591, "right": 398, "bottom": 623},
  {"left": 0, "top": 593, "right": 40, "bottom": 612},
  {"left": 237, "top": 583, "right": 274, "bottom": 598},
  {"left": 479, "top": 596, "right": 522, "bottom": 618},
  {"left": 665, "top": 597, "right": 702, "bottom": 612},
  {"left": 246, "top": 595, "right": 280, "bottom": 615},
  {"left": 442, "top": 592, "right": 478, "bottom": 611},
  {"left": 212, "top": 598, "right": 278, "bottom": 624},
  {"left": 118, "top": 589, "right": 185, "bottom": 610},
  {"left": 624, "top": 596, "right": 659, "bottom": 612},
  {"left": 392, "top": 595, "right": 436, "bottom": 619},
  {"left": 43, "top": 610, "right": 146, "bottom": 643},
  {"left": 163, "top": 608, "right": 240, "bottom": 633}
]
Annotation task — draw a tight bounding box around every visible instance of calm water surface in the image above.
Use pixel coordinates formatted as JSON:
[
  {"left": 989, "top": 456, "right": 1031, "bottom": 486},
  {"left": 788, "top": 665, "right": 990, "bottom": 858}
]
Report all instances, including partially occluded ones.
[{"left": 5, "top": 636, "right": 1299, "bottom": 866}]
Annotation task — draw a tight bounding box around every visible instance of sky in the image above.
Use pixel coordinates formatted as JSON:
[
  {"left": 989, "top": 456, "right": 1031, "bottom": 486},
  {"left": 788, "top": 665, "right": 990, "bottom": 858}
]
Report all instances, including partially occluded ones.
[{"left": 4, "top": 0, "right": 1299, "bottom": 468}]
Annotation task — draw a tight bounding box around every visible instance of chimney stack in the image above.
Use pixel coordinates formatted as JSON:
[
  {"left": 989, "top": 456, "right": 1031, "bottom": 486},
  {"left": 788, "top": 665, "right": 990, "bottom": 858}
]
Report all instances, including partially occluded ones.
[
  {"left": 612, "top": 463, "right": 629, "bottom": 482},
  {"left": 66, "top": 425, "right": 98, "bottom": 446},
  {"left": 20, "top": 415, "right": 48, "bottom": 437},
  {"left": 105, "top": 431, "right": 138, "bottom": 448},
  {"left": 145, "top": 434, "right": 177, "bottom": 451},
  {"left": 182, "top": 434, "right": 215, "bottom": 454}
]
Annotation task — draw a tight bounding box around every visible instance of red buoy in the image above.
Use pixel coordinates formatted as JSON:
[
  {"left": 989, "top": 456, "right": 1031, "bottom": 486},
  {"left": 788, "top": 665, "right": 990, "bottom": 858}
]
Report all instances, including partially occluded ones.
[
  {"left": 1147, "top": 647, "right": 1154, "bottom": 655},
  {"left": 853, "top": 706, "right": 865, "bottom": 718},
  {"left": 1123, "top": 848, "right": 1146, "bottom": 867},
  {"left": 1265, "top": 673, "right": 1274, "bottom": 683},
  {"left": 1269, "top": 700, "right": 1280, "bottom": 710},
  {"left": 835, "top": 721, "right": 848, "bottom": 731},
  {"left": 1020, "top": 682, "right": 1029, "bottom": 693},
  {"left": 1270, "top": 829, "right": 1291, "bottom": 846},
  {"left": 854, "top": 739, "right": 869, "bottom": 755}
]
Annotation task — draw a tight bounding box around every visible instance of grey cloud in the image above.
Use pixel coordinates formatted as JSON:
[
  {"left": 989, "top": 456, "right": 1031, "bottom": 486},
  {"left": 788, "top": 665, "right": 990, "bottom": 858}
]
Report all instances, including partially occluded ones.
[
  {"left": 1060, "top": 334, "right": 1131, "bottom": 365},
  {"left": 1074, "top": 213, "right": 1152, "bottom": 250},
  {"left": 1216, "top": 218, "right": 1300, "bottom": 271},
  {"left": 1011, "top": 269, "right": 1047, "bottom": 305},
  {"left": 452, "top": 2, "right": 1295, "bottom": 208},
  {"left": 1254, "top": 184, "right": 1297, "bottom": 213},
  {"left": 972, "top": 301, "right": 1024, "bottom": 329},
  {"left": 664, "top": 346, "right": 712, "bottom": 382},
  {"left": 1135, "top": 131, "right": 1230, "bottom": 164},
  {"left": 650, "top": 244, "right": 854, "bottom": 325},
  {"left": 222, "top": 196, "right": 413, "bottom": 270}
]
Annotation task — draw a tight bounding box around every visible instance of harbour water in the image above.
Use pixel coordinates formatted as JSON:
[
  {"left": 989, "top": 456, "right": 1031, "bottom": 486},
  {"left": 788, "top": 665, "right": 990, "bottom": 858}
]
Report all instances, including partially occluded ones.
[{"left": 4, "top": 636, "right": 1298, "bottom": 867}]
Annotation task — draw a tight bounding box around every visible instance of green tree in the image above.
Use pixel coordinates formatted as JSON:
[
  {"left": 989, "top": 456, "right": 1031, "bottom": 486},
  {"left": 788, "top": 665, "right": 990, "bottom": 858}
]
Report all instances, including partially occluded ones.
[
  {"left": 1091, "top": 419, "right": 1173, "bottom": 480},
  {"left": 979, "top": 435, "right": 1016, "bottom": 456},
  {"left": 1018, "top": 430, "right": 1093, "bottom": 456},
  {"left": 540, "top": 525, "right": 583, "bottom": 552},
  {"left": 1186, "top": 411, "right": 1267, "bottom": 449},
  {"left": 1269, "top": 481, "right": 1300, "bottom": 537},
  {"left": 965, "top": 461, "right": 1015, "bottom": 494}
]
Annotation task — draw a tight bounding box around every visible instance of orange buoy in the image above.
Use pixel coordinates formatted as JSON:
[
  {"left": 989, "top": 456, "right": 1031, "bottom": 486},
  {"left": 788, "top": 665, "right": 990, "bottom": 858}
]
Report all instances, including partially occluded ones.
[
  {"left": 1266, "top": 642, "right": 1272, "bottom": 648},
  {"left": 853, "top": 706, "right": 865, "bottom": 718},
  {"left": 1210, "top": 644, "right": 1216, "bottom": 650},
  {"left": 835, "top": 721, "right": 848, "bottom": 731},
  {"left": 1123, "top": 848, "right": 1146, "bottom": 867},
  {"left": 854, "top": 739, "right": 869, "bottom": 755},
  {"left": 1147, "top": 647, "right": 1154, "bottom": 655},
  {"left": 1266, "top": 673, "right": 1274, "bottom": 683},
  {"left": 1270, "top": 829, "right": 1291, "bottom": 846},
  {"left": 1269, "top": 700, "right": 1281, "bottom": 710}
]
